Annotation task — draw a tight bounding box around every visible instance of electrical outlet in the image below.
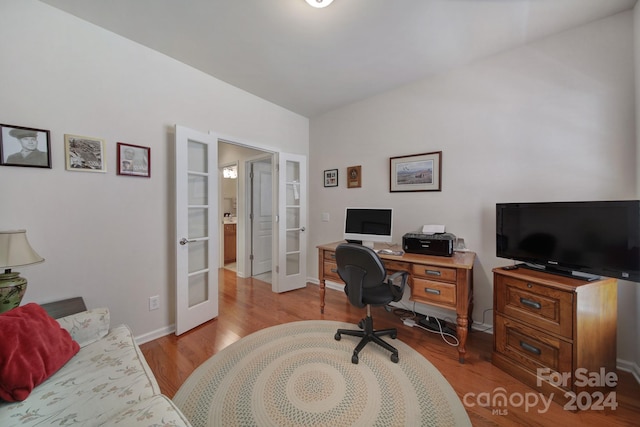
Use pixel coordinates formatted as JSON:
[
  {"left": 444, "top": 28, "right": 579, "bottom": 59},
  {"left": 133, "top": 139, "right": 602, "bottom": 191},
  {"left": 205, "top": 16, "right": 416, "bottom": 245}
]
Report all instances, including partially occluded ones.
[{"left": 149, "top": 295, "right": 160, "bottom": 311}]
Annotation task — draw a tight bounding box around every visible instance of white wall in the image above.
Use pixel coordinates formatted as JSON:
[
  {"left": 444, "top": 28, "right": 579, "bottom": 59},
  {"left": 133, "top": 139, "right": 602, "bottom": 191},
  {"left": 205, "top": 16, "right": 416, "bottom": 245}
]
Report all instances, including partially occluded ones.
[
  {"left": 0, "top": 0, "right": 308, "bottom": 339},
  {"left": 308, "top": 11, "right": 638, "bottom": 367}
]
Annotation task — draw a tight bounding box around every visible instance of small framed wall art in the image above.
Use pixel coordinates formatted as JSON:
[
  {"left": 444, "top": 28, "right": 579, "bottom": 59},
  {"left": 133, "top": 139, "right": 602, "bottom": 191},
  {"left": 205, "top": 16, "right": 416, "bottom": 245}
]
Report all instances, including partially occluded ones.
[
  {"left": 346, "top": 165, "right": 361, "bottom": 188},
  {"left": 117, "top": 142, "right": 150, "bottom": 177},
  {"left": 390, "top": 151, "right": 442, "bottom": 192},
  {"left": 0, "top": 124, "right": 51, "bottom": 168},
  {"left": 65, "top": 134, "right": 106, "bottom": 172},
  {"left": 323, "top": 169, "right": 338, "bottom": 187}
]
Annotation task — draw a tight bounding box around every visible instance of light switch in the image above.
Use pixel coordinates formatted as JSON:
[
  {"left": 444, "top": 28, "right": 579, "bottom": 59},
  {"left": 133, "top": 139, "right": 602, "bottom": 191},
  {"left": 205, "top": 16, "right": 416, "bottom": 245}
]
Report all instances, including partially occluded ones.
[{"left": 321, "top": 212, "right": 330, "bottom": 222}]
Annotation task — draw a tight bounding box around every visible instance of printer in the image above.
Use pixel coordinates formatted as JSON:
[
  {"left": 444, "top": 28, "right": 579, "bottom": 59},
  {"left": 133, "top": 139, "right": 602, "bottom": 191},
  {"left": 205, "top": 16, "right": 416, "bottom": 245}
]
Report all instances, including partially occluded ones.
[{"left": 402, "top": 232, "right": 455, "bottom": 257}]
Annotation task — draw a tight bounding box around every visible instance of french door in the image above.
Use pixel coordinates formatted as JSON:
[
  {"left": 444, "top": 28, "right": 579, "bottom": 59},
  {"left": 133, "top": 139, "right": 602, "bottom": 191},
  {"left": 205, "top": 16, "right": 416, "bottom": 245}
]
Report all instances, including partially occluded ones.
[
  {"left": 275, "top": 152, "right": 307, "bottom": 293},
  {"left": 174, "top": 125, "right": 219, "bottom": 335}
]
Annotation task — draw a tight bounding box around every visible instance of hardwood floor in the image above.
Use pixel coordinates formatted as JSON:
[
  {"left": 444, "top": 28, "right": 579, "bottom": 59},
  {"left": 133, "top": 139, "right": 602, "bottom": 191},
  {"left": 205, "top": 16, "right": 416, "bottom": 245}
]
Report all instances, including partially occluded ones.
[{"left": 141, "top": 269, "right": 640, "bottom": 426}]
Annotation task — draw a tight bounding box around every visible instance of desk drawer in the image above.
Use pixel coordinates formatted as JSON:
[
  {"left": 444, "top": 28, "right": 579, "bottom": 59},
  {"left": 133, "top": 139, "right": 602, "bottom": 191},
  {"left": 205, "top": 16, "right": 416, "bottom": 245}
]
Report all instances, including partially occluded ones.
[
  {"left": 412, "top": 278, "right": 456, "bottom": 306},
  {"left": 495, "top": 275, "right": 573, "bottom": 339},
  {"left": 412, "top": 264, "right": 456, "bottom": 282},
  {"left": 495, "top": 314, "right": 572, "bottom": 382},
  {"left": 324, "top": 250, "right": 337, "bottom": 261},
  {"left": 383, "top": 260, "right": 411, "bottom": 272},
  {"left": 323, "top": 261, "right": 341, "bottom": 281}
]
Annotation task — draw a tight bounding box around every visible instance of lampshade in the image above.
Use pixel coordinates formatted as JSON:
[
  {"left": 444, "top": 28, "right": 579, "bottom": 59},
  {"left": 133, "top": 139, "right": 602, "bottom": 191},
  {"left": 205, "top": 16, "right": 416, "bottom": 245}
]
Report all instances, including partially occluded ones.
[
  {"left": 0, "top": 230, "right": 44, "bottom": 270},
  {"left": 0, "top": 230, "right": 44, "bottom": 313},
  {"left": 305, "top": 0, "right": 334, "bottom": 8}
]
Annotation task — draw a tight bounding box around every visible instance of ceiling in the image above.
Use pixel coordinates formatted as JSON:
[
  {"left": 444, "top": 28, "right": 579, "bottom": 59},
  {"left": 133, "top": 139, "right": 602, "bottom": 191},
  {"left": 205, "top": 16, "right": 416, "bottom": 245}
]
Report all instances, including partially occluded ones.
[{"left": 40, "top": 0, "right": 637, "bottom": 118}]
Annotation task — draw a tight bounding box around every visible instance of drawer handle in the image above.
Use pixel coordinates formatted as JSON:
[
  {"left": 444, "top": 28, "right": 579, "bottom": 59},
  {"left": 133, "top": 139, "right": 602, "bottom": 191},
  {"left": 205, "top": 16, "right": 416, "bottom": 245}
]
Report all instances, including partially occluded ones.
[
  {"left": 519, "top": 341, "right": 541, "bottom": 356},
  {"left": 425, "top": 269, "right": 441, "bottom": 276},
  {"left": 330, "top": 268, "right": 338, "bottom": 273},
  {"left": 424, "top": 288, "right": 441, "bottom": 295},
  {"left": 330, "top": 253, "right": 336, "bottom": 259},
  {"left": 520, "top": 298, "right": 541, "bottom": 310}
]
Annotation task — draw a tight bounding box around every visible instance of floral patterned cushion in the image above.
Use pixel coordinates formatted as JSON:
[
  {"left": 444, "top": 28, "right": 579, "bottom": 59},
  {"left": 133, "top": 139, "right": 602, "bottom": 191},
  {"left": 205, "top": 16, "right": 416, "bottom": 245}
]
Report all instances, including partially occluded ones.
[
  {"left": 56, "top": 308, "right": 110, "bottom": 348},
  {"left": 0, "top": 323, "right": 189, "bottom": 426},
  {"left": 100, "top": 395, "right": 192, "bottom": 426}
]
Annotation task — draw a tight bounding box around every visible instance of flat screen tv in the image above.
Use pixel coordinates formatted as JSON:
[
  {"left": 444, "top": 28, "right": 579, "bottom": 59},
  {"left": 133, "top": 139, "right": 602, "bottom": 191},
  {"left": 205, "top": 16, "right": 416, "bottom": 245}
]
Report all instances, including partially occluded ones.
[
  {"left": 344, "top": 208, "right": 393, "bottom": 247},
  {"left": 496, "top": 200, "right": 640, "bottom": 281}
]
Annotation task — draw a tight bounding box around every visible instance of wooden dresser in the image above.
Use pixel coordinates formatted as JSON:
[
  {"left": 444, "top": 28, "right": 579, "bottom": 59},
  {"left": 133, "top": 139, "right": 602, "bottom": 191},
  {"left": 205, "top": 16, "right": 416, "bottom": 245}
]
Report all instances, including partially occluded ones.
[
  {"left": 492, "top": 267, "right": 617, "bottom": 405},
  {"left": 317, "top": 241, "right": 475, "bottom": 363}
]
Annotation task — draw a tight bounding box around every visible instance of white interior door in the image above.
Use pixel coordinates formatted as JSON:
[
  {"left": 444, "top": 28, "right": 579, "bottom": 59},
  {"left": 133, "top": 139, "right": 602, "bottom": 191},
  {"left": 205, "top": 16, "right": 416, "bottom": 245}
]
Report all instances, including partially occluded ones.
[
  {"left": 174, "top": 125, "right": 219, "bottom": 335},
  {"left": 251, "top": 157, "right": 272, "bottom": 276},
  {"left": 276, "top": 152, "right": 307, "bottom": 293}
]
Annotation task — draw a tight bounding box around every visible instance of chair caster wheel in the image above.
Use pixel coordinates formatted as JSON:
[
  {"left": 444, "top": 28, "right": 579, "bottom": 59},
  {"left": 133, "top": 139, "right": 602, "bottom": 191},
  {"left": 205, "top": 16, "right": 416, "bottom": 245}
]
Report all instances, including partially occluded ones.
[
  {"left": 390, "top": 333, "right": 397, "bottom": 339},
  {"left": 391, "top": 353, "right": 399, "bottom": 363},
  {"left": 352, "top": 354, "right": 359, "bottom": 364},
  {"left": 334, "top": 333, "right": 341, "bottom": 341},
  {"left": 358, "top": 320, "right": 365, "bottom": 329}
]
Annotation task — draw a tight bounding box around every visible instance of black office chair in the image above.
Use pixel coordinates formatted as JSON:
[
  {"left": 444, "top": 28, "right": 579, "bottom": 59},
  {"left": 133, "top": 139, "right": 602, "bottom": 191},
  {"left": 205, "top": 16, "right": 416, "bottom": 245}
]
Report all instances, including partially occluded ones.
[{"left": 334, "top": 243, "right": 408, "bottom": 364}]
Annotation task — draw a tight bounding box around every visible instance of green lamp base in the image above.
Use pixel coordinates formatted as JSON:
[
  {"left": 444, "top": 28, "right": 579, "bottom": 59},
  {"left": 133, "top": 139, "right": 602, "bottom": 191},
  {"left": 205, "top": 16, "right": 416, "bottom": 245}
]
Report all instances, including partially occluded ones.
[{"left": 0, "top": 272, "right": 27, "bottom": 314}]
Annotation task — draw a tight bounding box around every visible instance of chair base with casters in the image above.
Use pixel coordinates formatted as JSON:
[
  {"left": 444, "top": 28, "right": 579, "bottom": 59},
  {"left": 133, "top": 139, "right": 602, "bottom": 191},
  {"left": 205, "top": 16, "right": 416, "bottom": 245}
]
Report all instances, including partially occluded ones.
[{"left": 335, "top": 304, "right": 399, "bottom": 364}]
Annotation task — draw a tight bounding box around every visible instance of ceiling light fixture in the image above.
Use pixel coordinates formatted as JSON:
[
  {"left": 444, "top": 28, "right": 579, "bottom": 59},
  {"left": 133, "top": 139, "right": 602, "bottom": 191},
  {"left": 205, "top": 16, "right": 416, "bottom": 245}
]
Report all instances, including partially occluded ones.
[
  {"left": 305, "top": 0, "right": 334, "bottom": 8},
  {"left": 223, "top": 166, "right": 237, "bottom": 179}
]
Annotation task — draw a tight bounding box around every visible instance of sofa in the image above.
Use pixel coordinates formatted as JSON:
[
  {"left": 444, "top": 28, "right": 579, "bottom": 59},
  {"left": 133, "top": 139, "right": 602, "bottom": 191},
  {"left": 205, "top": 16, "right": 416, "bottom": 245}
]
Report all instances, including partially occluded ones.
[{"left": 0, "top": 303, "right": 192, "bottom": 427}]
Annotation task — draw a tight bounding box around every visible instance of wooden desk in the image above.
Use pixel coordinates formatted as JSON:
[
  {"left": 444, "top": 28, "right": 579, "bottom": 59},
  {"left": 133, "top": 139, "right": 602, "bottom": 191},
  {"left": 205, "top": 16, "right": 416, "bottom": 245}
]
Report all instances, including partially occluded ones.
[{"left": 317, "top": 241, "right": 476, "bottom": 363}]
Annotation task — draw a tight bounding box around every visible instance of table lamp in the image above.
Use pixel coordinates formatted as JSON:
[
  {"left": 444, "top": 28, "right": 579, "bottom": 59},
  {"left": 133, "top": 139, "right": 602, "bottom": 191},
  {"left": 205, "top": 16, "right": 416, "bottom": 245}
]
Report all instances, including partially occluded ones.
[{"left": 0, "top": 230, "right": 44, "bottom": 313}]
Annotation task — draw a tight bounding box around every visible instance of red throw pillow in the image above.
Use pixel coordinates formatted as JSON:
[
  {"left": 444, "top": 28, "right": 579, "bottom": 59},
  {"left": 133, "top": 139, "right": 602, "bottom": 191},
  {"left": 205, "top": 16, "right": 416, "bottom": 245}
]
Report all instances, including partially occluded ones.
[{"left": 0, "top": 303, "right": 80, "bottom": 402}]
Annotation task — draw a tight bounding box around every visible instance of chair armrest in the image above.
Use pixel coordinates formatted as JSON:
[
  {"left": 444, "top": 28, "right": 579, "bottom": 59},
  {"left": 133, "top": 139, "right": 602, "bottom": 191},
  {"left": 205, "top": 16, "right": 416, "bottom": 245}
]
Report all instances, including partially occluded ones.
[{"left": 387, "top": 271, "right": 408, "bottom": 300}]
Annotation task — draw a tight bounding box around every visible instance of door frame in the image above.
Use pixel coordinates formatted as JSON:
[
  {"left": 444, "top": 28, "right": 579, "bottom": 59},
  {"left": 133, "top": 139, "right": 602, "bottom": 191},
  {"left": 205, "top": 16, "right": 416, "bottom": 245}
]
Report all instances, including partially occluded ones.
[{"left": 216, "top": 137, "right": 307, "bottom": 294}]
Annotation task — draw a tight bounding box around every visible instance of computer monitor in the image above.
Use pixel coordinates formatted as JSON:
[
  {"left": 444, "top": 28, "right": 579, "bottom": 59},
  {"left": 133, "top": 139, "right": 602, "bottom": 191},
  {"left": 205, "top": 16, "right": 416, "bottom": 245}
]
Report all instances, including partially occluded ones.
[{"left": 344, "top": 208, "right": 393, "bottom": 248}]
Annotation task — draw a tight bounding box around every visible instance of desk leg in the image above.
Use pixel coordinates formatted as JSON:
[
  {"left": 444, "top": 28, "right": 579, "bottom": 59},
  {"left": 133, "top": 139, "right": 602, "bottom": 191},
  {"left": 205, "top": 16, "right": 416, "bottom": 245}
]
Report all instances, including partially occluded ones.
[
  {"left": 456, "top": 314, "right": 468, "bottom": 363},
  {"left": 320, "top": 279, "right": 326, "bottom": 314}
]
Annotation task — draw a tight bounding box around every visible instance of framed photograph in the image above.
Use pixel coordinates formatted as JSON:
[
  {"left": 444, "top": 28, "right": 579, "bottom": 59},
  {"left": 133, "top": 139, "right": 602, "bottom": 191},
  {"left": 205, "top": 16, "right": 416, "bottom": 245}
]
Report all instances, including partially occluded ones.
[
  {"left": 0, "top": 124, "right": 51, "bottom": 168},
  {"left": 117, "top": 142, "right": 150, "bottom": 177},
  {"left": 390, "top": 151, "right": 442, "bottom": 192},
  {"left": 323, "top": 169, "right": 338, "bottom": 187},
  {"left": 64, "top": 134, "right": 106, "bottom": 172},
  {"left": 347, "top": 165, "right": 362, "bottom": 188}
]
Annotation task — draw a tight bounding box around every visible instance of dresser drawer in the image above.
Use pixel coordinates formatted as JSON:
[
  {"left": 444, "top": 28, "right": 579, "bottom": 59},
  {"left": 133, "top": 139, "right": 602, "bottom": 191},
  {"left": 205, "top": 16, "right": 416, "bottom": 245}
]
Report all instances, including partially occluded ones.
[
  {"left": 412, "top": 278, "right": 456, "bottom": 306},
  {"left": 323, "top": 261, "right": 341, "bottom": 281},
  {"left": 495, "top": 275, "right": 573, "bottom": 339},
  {"left": 411, "top": 264, "right": 457, "bottom": 282},
  {"left": 495, "top": 314, "right": 572, "bottom": 383}
]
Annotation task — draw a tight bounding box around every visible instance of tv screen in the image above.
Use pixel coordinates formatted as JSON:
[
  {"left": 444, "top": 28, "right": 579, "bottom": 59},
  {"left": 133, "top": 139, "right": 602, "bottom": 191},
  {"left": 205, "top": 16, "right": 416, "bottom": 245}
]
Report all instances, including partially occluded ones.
[
  {"left": 496, "top": 200, "right": 640, "bottom": 281},
  {"left": 344, "top": 208, "right": 393, "bottom": 246}
]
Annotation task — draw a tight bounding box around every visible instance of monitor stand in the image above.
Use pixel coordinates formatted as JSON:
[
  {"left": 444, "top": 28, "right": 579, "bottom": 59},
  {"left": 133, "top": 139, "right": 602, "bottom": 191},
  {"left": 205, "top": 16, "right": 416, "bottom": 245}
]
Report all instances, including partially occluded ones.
[{"left": 345, "top": 239, "right": 374, "bottom": 249}]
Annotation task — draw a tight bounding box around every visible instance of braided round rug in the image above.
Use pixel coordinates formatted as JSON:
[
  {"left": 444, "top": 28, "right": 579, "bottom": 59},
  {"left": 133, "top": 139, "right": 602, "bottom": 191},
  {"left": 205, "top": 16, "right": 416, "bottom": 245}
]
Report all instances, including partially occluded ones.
[{"left": 173, "top": 320, "right": 471, "bottom": 427}]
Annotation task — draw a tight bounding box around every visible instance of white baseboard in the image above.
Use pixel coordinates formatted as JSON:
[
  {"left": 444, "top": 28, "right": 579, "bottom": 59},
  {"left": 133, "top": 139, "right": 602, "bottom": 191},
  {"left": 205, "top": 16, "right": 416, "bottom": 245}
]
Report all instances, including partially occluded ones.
[
  {"left": 135, "top": 324, "right": 175, "bottom": 345},
  {"left": 616, "top": 358, "right": 640, "bottom": 385}
]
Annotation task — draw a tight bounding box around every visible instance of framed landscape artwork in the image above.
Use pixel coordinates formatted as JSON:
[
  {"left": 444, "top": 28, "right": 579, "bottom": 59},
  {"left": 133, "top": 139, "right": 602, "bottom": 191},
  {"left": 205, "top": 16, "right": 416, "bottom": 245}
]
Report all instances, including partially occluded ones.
[{"left": 390, "top": 151, "right": 442, "bottom": 192}]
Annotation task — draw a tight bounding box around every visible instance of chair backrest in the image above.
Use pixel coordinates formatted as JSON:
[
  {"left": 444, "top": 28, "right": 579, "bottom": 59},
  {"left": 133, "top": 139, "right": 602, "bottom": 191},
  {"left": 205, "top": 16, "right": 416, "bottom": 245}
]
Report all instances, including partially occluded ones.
[{"left": 335, "top": 243, "right": 386, "bottom": 308}]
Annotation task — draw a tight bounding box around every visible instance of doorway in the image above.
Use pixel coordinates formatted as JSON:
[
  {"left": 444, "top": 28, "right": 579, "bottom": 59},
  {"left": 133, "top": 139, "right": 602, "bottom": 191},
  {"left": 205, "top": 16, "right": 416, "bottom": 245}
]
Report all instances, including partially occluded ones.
[{"left": 218, "top": 141, "right": 273, "bottom": 283}]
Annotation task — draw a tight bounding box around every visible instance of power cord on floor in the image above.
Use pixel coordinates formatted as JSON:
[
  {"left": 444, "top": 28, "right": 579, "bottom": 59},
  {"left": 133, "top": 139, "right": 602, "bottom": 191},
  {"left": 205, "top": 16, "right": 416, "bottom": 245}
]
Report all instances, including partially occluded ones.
[
  {"left": 414, "top": 317, "right": 459, "bottom": 347},
  {"left": 393, "top": 303, "right": 459, "bottom": 347}
]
